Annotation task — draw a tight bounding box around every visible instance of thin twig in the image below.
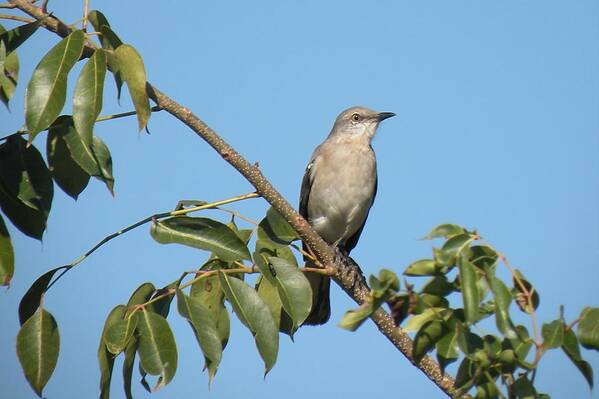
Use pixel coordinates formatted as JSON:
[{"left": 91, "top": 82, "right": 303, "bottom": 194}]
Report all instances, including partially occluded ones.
[
  {"left": 0, "top": 12, "right": 33, "bottom": 22},
  {"left": 290, "top": 243, "right": 318, "bottom": 263},
  {"left": 0, "top": 2, "right": 17, "bottom": 9},
  {"left": 81, "top": 0, "right": 88, "bottom": 31},
  {"left": 46, "top": 192, "right": 259, "bottom": 290},
  {"left": 302, "top": 267, "right": 335, "bottom": 276},
  {"left": 218, "top": 207, "right": 260, "bottom": 226},
  {"left": 500, "top": 253, "right": 541, "bottom": 345},
  {"left": 0, "top": 106, "right": 163, "bottom": 141},
  {"left": 134, "top": 266, "right": 256, "bottom": 311}
]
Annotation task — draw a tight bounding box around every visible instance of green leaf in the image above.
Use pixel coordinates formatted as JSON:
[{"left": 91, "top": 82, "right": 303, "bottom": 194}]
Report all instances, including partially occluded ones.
[
  {"left": 0, "top": 136, "right": 53, "bottom": 210},
  {"left": 341, "top": 269, "right": 400, "bottom": 331},
  {"left": 372, "top": 269, "right": 400, "bottom": 293},
  {"left": 18, "top": 266, "right": 68, "bottom": 325},
  {"left": 413, "top": 320, "right": 447, "bottom": 363},
  {"left": 176, "top": 290, "right": 223, "bottom": 384},
  {"left": 482, "top": 334, "right": 501, "bottom": 357},
  {"left": 457, "top": 325, "right": 484, "bottom": 357},
  {"left": 578, "top": 307, "right": 599, "bottom": 352},
  {"left": 508, "top": 325, "right": 533, "bottom": 362},
  {"left": 87, "top": 11, "right": 124, "bottom": 99},
  {"left": 512, "top": 269, "right": 539, "bottom": 314},
  {"left": 73, "top": 49, "right": 106, "bottom": 145},
  {"left": 458, "top": 256, "right": 480, "bottom": 324},
  {"left": 339, "top": 303, "right": 374, "bottom": 332},
  {"left": 542, "top": 319, "right": 564, "bottom": 349},
  {"left": 454, "top": 357, "right": 476, "bottom": 390},
  {"left": 420, "top": 293, "right": 449, "bottom": 309},
  {"left": 436, "top": 327, "right": 459, "bottom": 372},
  {"left": 151, "top": 216, "right": 251, "bottom": 262},
  {"left": 486, "top": 272, "right": 516, "bottom": 339},
  {"left": 16, "top": 308, "right": 60, "bottom": 397},
  {"left": 404, "top": 308, "right": 447, "bottom": 333},
  {"left": 47, "top": 116, "right": 114, "bottom": 195},
  {"left": 441, "top": 232, "right": 475, "bottom": 257},
  {"left": 404, "top": 258, "right": 437, "bottom": 276},
  {"left": 562, "top": 327, "right": 593, "bottom": 389},
  {"left": 121, "top": 284, "right": 151, "bottom": 398},
  {"left": 100, "top": 26, "right": 124, "bottom": 99},
  {"left": 264, "top": 256, "right": 312, "bottom": 328},
  {"left": 218, "top": 271, "right": 279, "bottom": 374},
  {"left": 114, "top": 44, "right": 150, "bottom": 131},
  {"left": 257, "top": 207, "right": 299, "bottom": 245},
  {"left": 126, "top": 281, "right": 155, "bottom": 305},
  {"left": 98, "top": 305, "right": 127, "bottom": 399},
  {"left": 105, "top": 312, "right": 138, "bottom": 355},
  {"left": 91, "top": 135, "right": 115, "bottom": 195},
  {"left": 432, "top": 247, "right": 454, "bottom": 269},
  {"left": 512, "top": 375, "right": 536, "bottom": 399},
  {"left": 46, "top": 119, "right": 90, "bottom": 199},
  {"left": 498, "top": 349, "right": 516, "bottom": 369},
  {"left": 25, "top": 30, "right": 85, "bottom": 141},
  {"left": 122, "top": 337, "right": 137, "bottom": 399},
  {"left": 136, "top": 309, "right": 178, "bottom": 391},
  {"left": 0, "top": 37, "right": 19, "bottom": 110},
  {"left": 423, "top": 223, "right": 467, "bottom": 240},
  {"left": 0, "top": 214, "right": 14, "bottom": 286},
  {"left": 48, "top": 116, "right": 97, "bottom": 174},
  {"left": 115, "top": 288, "right": 161, "bottom": 397},
  {"left": 475, "top": 380, "right": 500, "bottom": 399},
  {"left": 253, "top": 238, "right": 297, "bottom": 283},
  {"left": 0, "top": 20, "right": 39, "bottom": 54},
  {"left": 421, "top": 275, "right": 455, "bottom": 297},
  {"left": 469, "top": 245, "right": 498, "bottom": 270},
  {"left": 227, "top": 219, "right": 253, "bottom": 244},
  {"left": 87, "top": 11, "right": 122, "bottom": 48},
  {"left": 256, "top": 275, "right": 295, "bottom": 336},
  {"left": 148, "top": 281, "right": 178, "bottom": 318},
  {"left": 0, "top": 135, "right": 53, "bottom": 239},
  {"left": 190, "top": 275, "right": 230, "bottom": 349}
]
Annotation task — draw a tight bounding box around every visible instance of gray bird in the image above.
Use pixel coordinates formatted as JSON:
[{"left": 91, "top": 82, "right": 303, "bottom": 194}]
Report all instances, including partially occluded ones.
[{"left": 300, "top": 106, "right": 395, "bottom": 325}]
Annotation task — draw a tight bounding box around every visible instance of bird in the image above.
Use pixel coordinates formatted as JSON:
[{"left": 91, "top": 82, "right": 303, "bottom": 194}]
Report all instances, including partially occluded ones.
[{"left": 299, "top": 106, "right": 395, "bottom": 325}]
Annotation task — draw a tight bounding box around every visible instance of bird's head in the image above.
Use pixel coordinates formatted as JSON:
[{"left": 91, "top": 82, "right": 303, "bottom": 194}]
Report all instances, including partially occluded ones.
[{"left": 329, "top": 106, "right": 395, "bottom": 142}]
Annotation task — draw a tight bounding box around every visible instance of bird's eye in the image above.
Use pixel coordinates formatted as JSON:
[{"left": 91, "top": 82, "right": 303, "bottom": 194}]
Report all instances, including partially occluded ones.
[{"left": 351, "top": 113, "right": 360, "bottom": 122}]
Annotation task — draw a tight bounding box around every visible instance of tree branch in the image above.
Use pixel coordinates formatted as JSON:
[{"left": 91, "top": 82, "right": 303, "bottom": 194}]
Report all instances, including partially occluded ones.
[{"left": 8, "top": 0, "right": 457, "bottom": 395}]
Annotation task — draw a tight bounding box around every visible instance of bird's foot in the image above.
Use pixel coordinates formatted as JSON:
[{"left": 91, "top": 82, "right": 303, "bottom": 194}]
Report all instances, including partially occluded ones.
[
  {"left": 332, "top": 246, "right": 348, "bottom": 265},
  {"left": 333, "top": 250, "right": 368, "bottom": 293}
]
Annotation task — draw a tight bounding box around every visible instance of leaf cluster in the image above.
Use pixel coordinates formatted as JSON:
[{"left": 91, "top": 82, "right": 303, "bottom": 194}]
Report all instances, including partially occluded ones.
[{"left": 341, "top": 224, "right": 598, "bottom": 398}]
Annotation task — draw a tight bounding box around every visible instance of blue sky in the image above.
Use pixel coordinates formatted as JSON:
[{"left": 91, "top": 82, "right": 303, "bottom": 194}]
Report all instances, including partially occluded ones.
[{"left": 1, "top": 1, "right": 598, "bottom": 398}]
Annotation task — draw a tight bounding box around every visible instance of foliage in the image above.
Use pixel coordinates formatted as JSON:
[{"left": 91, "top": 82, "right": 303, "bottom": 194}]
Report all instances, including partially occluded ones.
[
  {"left": 0, "top": 6, "right": 597, "bottom": 399},
  {"left": 342, "top": 224, "right": 597, "bottom": 397}
]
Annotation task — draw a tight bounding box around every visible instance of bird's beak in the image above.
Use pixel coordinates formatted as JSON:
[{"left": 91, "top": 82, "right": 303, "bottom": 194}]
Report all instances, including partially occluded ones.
[{"left": 377, "top": 112, "right": 396, "bottom": 122}]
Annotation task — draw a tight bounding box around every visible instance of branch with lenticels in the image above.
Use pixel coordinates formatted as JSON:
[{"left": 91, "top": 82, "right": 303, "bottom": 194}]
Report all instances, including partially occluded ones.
[{"left": 8, "top": 0, "right": 456, "bottom": 395}]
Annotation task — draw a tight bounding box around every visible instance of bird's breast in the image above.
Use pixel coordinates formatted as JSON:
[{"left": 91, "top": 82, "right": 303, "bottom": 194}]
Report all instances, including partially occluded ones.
[{"left": 307, "top": 143, "right": 377, "bottom": 245}]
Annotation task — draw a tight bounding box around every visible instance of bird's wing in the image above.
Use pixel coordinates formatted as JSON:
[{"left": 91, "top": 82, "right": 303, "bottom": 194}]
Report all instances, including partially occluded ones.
[
  {"left": 341, "top": 173, "right": 377, "bottom": 254},
  {"left": 299, "top": 151, "right": 318, "bottom": 219}
]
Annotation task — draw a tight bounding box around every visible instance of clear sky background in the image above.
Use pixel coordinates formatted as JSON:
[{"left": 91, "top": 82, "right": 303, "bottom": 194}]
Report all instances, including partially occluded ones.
[{"left": 1, "top": 1, "right": 598, "bottom": 398}]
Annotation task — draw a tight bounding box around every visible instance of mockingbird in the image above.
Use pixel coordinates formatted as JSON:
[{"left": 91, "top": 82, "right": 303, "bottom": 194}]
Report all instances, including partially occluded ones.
[{"left": 299, "top": 106, "right": 395, "bottom": 325}]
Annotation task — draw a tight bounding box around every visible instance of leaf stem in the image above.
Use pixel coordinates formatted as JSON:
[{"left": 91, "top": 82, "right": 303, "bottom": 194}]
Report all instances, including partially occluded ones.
[
  {"left": 302, "top": 267, "right": 335, "bottom": 276},
  {"left": 45, "top": 192, "right": 260, "bottom": 290},
  {"left": 500, "top": 253, "right": 542, "bottom": 346},
  {"left": 218, "top": 207, "right": 259, "bottom": 226},
  {"left": 0, "top": 106, "right": 163, "bottom": 141},
  {"left": 134, "top": 266, "right": 256, "bottom": 311}
]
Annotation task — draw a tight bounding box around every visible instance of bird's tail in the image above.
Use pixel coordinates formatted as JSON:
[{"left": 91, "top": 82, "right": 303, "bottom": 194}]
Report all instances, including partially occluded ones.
[{"left": 303, "top": 260, "right": 331, "bottom": 325}]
